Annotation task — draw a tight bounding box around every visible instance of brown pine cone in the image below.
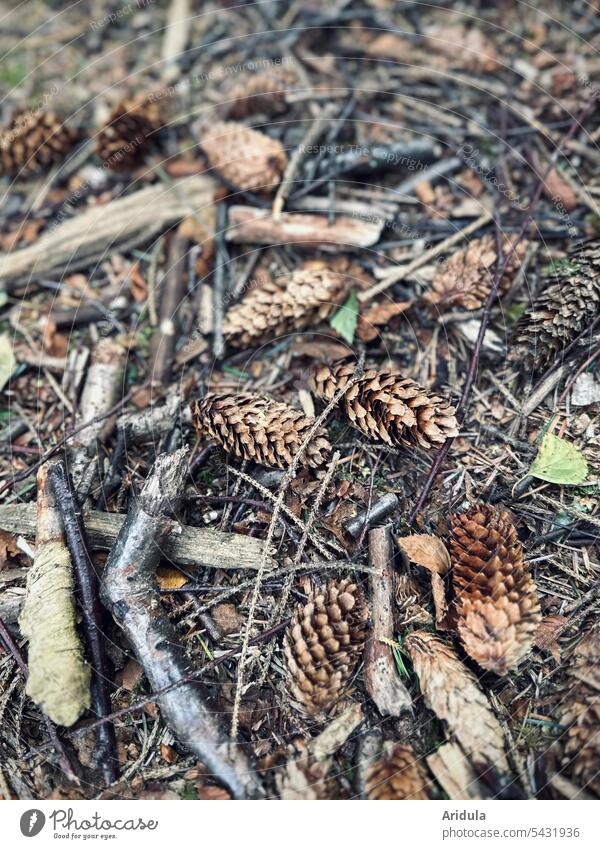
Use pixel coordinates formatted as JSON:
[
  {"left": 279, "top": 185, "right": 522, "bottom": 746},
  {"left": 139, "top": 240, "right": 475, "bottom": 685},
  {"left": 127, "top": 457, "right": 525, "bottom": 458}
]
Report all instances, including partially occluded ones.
[
  {"left": 283, "top": 578, "right": 368, "bottom": 717},
  {"left": 200, "top": 121, "right": 287, "bottom": 193},
  {"left": 96, "top": 94, "right": 164, "bottom": 170},
  {"left": 310, "top": 362, "right": 458, "bottom": 449},
  {"left": 365, "top": 742, "right": 430, "bottom": 800},
  {"left": 0, "top": 110, "right": 78, "bottom": 178},
  {"left": 223, "top": 262, "right": 352, "bottom": 348},
  {"left": 190, "top": 393, "right": 330, "bottom": 469},
  {"left": 512, "top": 241, "right": 600, "bottom": 370},
  {"left": 424, "top": 236, "right": 526, "bottom": 311},
  {"left": 224, "top": 69, "right": 296, "bottom": 119},
  {"left": 560, "top": 625, "right": 600, "bottom": 797},
  {"left": 450, "top": 504, "right": 540, "bottom": 674},
  {"left": 405, "top": 631, "right": 509, "bottom": 772}
]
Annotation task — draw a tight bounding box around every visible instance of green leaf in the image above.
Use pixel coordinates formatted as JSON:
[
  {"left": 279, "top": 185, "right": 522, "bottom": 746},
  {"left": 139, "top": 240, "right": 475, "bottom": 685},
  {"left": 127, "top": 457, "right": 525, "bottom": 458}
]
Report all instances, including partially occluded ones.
[
  {"left": 329, "top": 290, "right": 359, "bottom": 344},
  {"left": 528, "top": 431, "right": 588, "bottom": 485},
  {"left": 0, "top": 334, "right": 16, "bottom": 392}
]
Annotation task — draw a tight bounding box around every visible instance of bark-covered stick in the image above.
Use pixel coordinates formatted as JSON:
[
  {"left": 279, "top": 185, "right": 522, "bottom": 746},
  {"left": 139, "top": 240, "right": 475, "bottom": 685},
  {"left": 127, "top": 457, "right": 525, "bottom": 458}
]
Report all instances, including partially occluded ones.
[
  {"left": 100, "top": 448, "right": 265, "bottom": 799},
  {"left": 364, "top": 524, "right": 412, "bottom": 716},
  {"left": 19, "top": 464, "right": 91, "bottom": 727}
]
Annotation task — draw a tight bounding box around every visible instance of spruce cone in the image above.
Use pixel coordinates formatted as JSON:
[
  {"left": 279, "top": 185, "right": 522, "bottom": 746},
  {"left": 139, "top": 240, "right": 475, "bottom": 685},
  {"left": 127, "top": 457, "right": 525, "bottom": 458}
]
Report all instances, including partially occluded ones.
[
  {"left": 224, "top": 69, "right": 296, "bottom": 118},
  {"left": 512, "top": 240, "right": 600, "bottom": 370},
  {"left": 283, "top": 578, "right": 368, "bottom": 717},
  {"left": 405, "top": 631, "right": 509, "bottom": 772},
  {"left": 0, "top": 110, "right": 78, "bottom": 178},
  {"left": 425, "top": 236, "right": 526, "bottom": 311},
  {"left": 450, "top": 505, "right": 540, "bottom": 674},
  {"left": 560, "top": 625, "right": 600, "bottom": 797},
  {"left": 200, "top": 121, "right": 287, "bottom": 192},
  {"left": 310, "top": 362, "right": 458, "bottom": 449},
  {"left": 190, "top": 393, "right": 330, "bottom": 469},
  {"left": 96, "top": 94, "right": 164, "bottom": 170},
  {"left": 223, "top": 262, "right": 352, "bottom": 348},
  {"left": 365, "top": 743, "right": 430, "bottom": 800}
]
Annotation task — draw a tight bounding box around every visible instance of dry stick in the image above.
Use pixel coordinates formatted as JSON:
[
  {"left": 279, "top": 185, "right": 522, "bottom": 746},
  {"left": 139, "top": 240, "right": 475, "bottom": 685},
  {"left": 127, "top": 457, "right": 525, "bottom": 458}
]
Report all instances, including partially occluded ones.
[
  {"left": 256, "top": 451, "right": 341, "bottom": 688},
  {"left": 99, "top": 448, "right": 264, "bottom": 799},
  {"left": 358, "top": 211, "right": 493, "bottom": 302},
  {"left": 19, "top": 464, "right": 91, "bottom": 727},
  {"left": 212, "top": 203, "right": 228, "bottom": 359},
  {"left": 149, "top": 230, "right": 190, "bottom": 385},
  {"left": 0, "top": 615, "right": 79, "bottom": 784},
  {"left": 21, "top": 618, "right": 291, "bottom": 764},
  {"left": 364, "top": 524, "right": 412, "bottom": 716},
  {"left": 230, "top": 357, "right": 365, "bottom": 740},
  {"left": 47, "top": 462, "right": 119, "bottom": 786},
  {"left": 409, "top": 104, "right": 594, "bottom": 525}
]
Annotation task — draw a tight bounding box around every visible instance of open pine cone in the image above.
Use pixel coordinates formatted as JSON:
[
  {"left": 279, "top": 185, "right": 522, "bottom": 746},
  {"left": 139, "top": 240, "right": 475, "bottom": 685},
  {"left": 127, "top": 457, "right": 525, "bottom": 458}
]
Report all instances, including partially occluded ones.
[
  {"left": 283, "top": 578, "right": 368, "bottom": 717},
  {"left": 96, "top": 94, "right": 164, "bottom": 170},
  {"left": 190, "top": 393, "right": 330, "bottom": 469},
  {"left": 424, "top": 235, "right": 526, "bottom": 311},
  {"left": 223, "top": 262, "right": 352, "bottom": 348},
  {"left": 0, "top": 110, "right": 78, "bottom": 178},
  {"left": 512, "top": 240, "right": 600, "bottom": 370},
  {"left": 310, "top": 362, "right": 458, "bottom": 449},
  {"left": 223, "top": 69, "right": 297, "bottom": 119},
  {"left": 450, "top": 504, "right": 540, "bottom": 674},
  {"left": 364, "top": 742, "right": 430, "bottom": 800},
  {"left": 560, "top": 625, "right": 600, "bottom": 797},
  {"left": 200, "top": 121, "right": 287, "bottom": 193}
]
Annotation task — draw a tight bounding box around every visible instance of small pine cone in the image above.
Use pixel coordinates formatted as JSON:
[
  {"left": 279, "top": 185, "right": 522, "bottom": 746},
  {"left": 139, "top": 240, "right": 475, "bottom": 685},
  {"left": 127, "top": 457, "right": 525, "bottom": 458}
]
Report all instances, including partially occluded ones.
[
  {"left": 512, "top": 241, "right": 600, "bottom": 370},
  {"left": 560, "top": 626, "right": 600, "bottom": 797},
  {"left": 424, "top": 236, "right": 525, "bottom": 311},
  {"left": 405, "top": 631, "right": 509, "bottom": 772},
  {"left": 310, "top": 362, "right": 458, "bottom": 449},
  {"left": 190, "top": 393, "right": 330, "bottom": 469},
  {"left": 200, "top": 121, "right": 287, "bottom": 193},
  {"left": 365, "top": 743, "right": 430, "bottom": 800},
  {"left": 224, "top": 70, "right": 296, "bottom": 119},
  {"left": 450, "top": 505, "right": 540, "bottom": 674},
  {"left": 283, "top": 578, "right": 368, "bottom": 717},
  {"left": 223, "top": 262, "right": 351, "bottom": 348},
  {"left": 0, "top": 110, "right": 78, "bottom": 178},
  {"left": 96, "top": 94, "right": 164, "bottom": 170}
]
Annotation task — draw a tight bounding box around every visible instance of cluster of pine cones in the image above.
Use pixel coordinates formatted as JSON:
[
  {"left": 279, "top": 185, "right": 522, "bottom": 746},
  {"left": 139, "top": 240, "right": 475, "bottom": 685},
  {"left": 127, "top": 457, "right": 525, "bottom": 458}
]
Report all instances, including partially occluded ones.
[{"left": 0, "top": 92, "right": 167, "bottom": 178}]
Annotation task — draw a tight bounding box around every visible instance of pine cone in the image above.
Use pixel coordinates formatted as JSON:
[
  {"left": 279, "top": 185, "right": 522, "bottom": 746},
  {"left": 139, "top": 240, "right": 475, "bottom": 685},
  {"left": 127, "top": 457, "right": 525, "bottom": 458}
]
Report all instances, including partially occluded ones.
[
  {"left": 310, "top": 362, "right": 458, "bottom": 449},
  {"left": 512, "top": 241, "right": 600, "bottom": 370},
  {"left": 190, "top": 393, "right": 330, "bottom": 469},
  {"left": 223, "top": 262, "right": 352, "bottom": 348},
  {"left": 224, "top": 70, "right": 296, "bottom": 119},
  {"left": 0, "top": 110, "right": 78, "bottom": 178},
  {"left": 200, "top": 121, "right": 287, "bottom": 192},
  {"left": 405, "top": 631, "right": 509, "bottom": 772},
  {"left": 560, "top": 625, "right": 600, "bottom": 797},
  {"left": 283, "top": 578, "right": 368, "bottom": 717},
  {"left": 450, "top": 505, "right": 540, "bottom": 674},
  {"left": 96, "top": 94, "right": 164, "bottom": 170},
  {"left": 424, "top": 236, "right": 525, "bottom": 311},
  {"left": 365, "top": 743, "right": 430, "bottom": 800}
]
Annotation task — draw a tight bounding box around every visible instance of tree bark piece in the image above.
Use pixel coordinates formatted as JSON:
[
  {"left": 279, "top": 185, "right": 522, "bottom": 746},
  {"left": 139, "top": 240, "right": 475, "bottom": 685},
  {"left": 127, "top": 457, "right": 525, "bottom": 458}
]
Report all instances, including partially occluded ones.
[
  {"left": 18, "top": 464, "right": 91, "bottom": 727},
  {"left": 225, "top": 205, "right": 384, "bottom": 249},
  {"left": 149, "top": 230, "right": 190, "bottom": 385},
  {"left": 0, "top": 176, "right": 216, "bottom": 290},
  {"left": 0, "top": 503, "right": 272, "bottom": 571},
  {"left": 100, "top": 448, "right": 264, "bottom": 799},
  {"left": 364, "top": 525, "right": 412, "bottom": 716}
]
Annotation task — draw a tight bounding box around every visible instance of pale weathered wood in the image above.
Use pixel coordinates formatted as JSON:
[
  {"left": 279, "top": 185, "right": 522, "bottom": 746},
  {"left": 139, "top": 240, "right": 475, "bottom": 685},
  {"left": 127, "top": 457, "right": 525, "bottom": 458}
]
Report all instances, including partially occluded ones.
[{"left": 0, "top": 503, "right": 271, "bottom": 571}]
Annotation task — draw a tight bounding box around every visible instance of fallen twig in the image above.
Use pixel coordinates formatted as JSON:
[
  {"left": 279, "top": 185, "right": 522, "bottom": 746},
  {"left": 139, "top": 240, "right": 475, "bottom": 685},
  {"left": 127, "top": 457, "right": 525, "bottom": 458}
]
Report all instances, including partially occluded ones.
[
  {"left": 149, "top": 229, "right": 190, "bottom": 385},
  {"left": 99, "top": 448, "right": 264, "bottom": 799}
]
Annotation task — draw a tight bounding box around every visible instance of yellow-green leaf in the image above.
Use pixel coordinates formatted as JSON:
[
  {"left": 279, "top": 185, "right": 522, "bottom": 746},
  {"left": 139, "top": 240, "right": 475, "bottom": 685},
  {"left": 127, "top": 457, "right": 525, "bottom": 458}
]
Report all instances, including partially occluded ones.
[
  {"left": 528, "top": 431, "right": 588, "bottom": 485},
  {"left": 330, "top": 290, "right": 359, "bottom": 344}
]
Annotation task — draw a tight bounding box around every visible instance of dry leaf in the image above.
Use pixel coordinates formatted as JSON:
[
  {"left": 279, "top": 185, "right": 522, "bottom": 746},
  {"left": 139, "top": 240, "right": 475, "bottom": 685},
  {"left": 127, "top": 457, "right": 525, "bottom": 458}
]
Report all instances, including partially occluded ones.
[
  {"left": 211, "top": 603, "right": 243, "bottom": 636},
  {"left": 405, "top": 631, "right": 509, "bottom": 773},
  {"left": 534, "top": 614, "right": 566, "bottom": 663},
  {"left": 156, "top": 565, "right": 189, "bottom": 590},
  {"left": 0, "top": 530, "right": 20, "bottom": 569},
  {"left": 397, "top": 534, "right": 451, "bottom": 574},
  {"left": 541, "top": 167, "right": 577, "bottom": 212}
]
